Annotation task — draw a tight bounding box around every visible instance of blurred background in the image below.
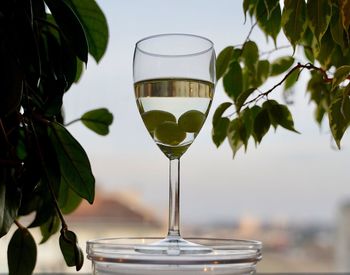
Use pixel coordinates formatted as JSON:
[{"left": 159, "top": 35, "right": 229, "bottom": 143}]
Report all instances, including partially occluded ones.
[{"left": 1, "top": 0, "right": 350, "bottom": 273}]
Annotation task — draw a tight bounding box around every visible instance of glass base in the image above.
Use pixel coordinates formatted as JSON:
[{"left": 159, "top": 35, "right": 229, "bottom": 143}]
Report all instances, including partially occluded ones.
[
  {"left": 87, "top": 237, "right": 262, "bottom": 275},
  {"left": 134, "top": 236, "right": 213, "bottom": 255}
]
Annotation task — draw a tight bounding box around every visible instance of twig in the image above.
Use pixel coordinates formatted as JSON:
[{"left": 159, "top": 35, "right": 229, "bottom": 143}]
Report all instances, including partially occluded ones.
[
  {"left": 14, "top": 219, "right": 25, "bottom": 229},
  {"left": 65, "top": 118, "right": 81, "bottom": 127},
  {"left": 243, "top": 63, "right": 332, "bottom": 107},
  {"left": 260, "top": 45, "right": 293, "bottom": 57}
]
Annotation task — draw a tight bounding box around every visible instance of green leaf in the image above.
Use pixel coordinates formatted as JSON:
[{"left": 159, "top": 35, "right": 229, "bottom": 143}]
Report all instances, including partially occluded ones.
[
  {"left": 74, "top": 58, "right": 84, "bottom": 83},
  {"left": 240, "top": 107, "right": 254, "bottom": 149},
  {"left": 227, "top": 118, "right": 244, "bottom": 158},
  {"left": 44, "top": 0, "right": 89, "bottom": 63},
  {"left": 253, "top": 108, "right": 271, "bottom": 143},
  {"left": 213, "top": 102, "right": 232, "bottom": 125},
  {"left": 340, "top": 0, "right": 350, "bottom": 32},
  {"left": 212, "top": 117, "right": 230, "bottom": 147},
  {"left": 256, "top": 0, "right": 281, "bottom": 44},
  {"left": 223, "top": 61, "right": 243, "bottom": 100},
  {"left": 306, "top": 0, "right": 332, "bottom": 44},
  {"left": 64, "top": 0, "right": 109, "bottom": 62},
  {"left": 328, "top": 92, "right": 350, "bottom": 148},
  {"left": 284, "top": 68, "right": 300, "bottom": 90},
  {"left": 270, "top": 56, "right": 295, "bottom": 76},
  {"left": 40, "top": 215, "right": 60, "bottom": 244},
  {"left": 59, "top": 230, "right": 84, "bottom": 270},
  {"left": 243, "top": 0, "right": 258, "bottom": 21},
  {"left": 330, "top": 6, "right": 346, "bottom": 52},
  {"left": 332, "top": 65, "right": 350, "bottom": 90},
  {"left": 81, "top": 108, "right": 114, "bottom": 135},
  {"left": 8, "top": 228, "right": 37, "bottom": 275},
  {"left": 242, "top": 41, "right": 259, "bottom": 71},
  {"left": 58, "top": 178, "right": 83, "bottom": 215},
  {"left": 314, "top": 103, "right": 326, "bottom": 125},
  {"left": 48, "top": 122, "right": 95, "bottom": 204},
  {"left": 282, "top": 0, "right": 307, "bottom": 48},
  {"left": 236, "top": 88, "right": 256, "bottom": 112},
  {"left": 266, "top": 102, "right": 299, "bottom": 133},
  {"left": 0, "top": 172, "right": 21, "bottom": 237},
  {"left": 216, "top": 46, "right": 234, "bottom": 81},
  {"left": 256, "top": 59, "right": 270, "bottom": 86}
]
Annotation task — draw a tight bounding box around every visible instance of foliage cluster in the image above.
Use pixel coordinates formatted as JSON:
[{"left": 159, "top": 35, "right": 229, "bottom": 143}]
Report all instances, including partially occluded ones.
[
  {"left": 0, "top": 0, "right": 111, "bottom": 273},
  {"left": 213, "top": 0, "right": 350, "bottom": 156}
]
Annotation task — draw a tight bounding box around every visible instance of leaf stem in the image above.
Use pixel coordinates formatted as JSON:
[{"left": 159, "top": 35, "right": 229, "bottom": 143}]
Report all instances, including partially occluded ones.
[
  {"left": 14, "top": 219, "right": 25, "bottom": 230},
  {"left": 65, "top": 118, "right": 81, "bottom": 127}
]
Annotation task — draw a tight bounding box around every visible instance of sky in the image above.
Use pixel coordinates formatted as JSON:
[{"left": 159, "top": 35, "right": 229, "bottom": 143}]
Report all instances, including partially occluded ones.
[{"left": 62, "top": 0, "right": 350, "bottom": 226}]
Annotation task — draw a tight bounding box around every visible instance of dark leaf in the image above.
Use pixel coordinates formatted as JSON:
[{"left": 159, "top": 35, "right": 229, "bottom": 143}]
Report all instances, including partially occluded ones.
[
  {"left": 340, "top": 0, "right": 350, "bottom": 32},
  {"left": 256, "top": 59, "right": 270, "bottom": 86},
  {"left": 40, "top": 215, "right": 60, "bottom": 244},
  {"left": 0, "top": 46, "right": 23, "bottom": 117},
  {"left": 64, "top": 0, "right": 109, "bottom": 62},
  {"left": 256, "top": 0, "right": 281, "bottom": 44},
  {"left": 253, "top": 108, "right": 270, "bottom": 143},
  {"left": 212, "top": 102, "right": 232, "bottom": 147},
  {"left": 314, "top": 103, "right": 326, "bottom": 125},
  {"left": 223, "top": 61, "right": 243, "bottom": 100},
  {"left": 243, "top": 0, "right": 258, "bottom": 20},
  {"left": 330, "top": 6, "right": 347, "bottom": 52},
  {"left": 81, "top": 108, "right": 114, "bottom": 136},
  {"left": 242, "top": 41, "right": 259, "bottom": 71},
  {"left": 236, "top": 88, "right": 256, "bottom": 112},
  {"left": 306, "top": 0, "right": 332, "bottom": 44},
  {"left": 240, "top": 107, "right": 254, "bottom": 149},
  {"left": 282, "top": 0, "right": 307, "bottom": 48},
  {"left": 213, "top": 102, "right": 233, "bottom": 125},
  {"left": 0, "top": 171, "right": 21, "bottom": 238},
  {"left": 328, "top": 91, "right": 350, "bottom": 148},
  {"left": 227, "top": 118, "right": 244, "bottom": 158},
  {"left": 48, "top": 122, "right": 95, "bottom": 204},
  {"left": 58, "top": 177, "right": 83, "bottom": 215},
  {"left": 44, "top": 0, "right": 88, "bottom": 62},
  {"left": 216, "top": 46, "right": 234, "bottom": 80},
  {"left": 263, "top": 100, "right": 298, "bottom": 132},
  {"left": 332, "top": 65, "right": 350, "bottom": 90},
  {"left": 59, "top": 230, "right": 84, "bottom": 270},
  {"left": 270, "top": 56, "right": 294, "bottom": 76},
  {"left": 8, "top": 228, "right": 37, "bottom": 275},
  {"left": 284, "top": 67, "right": 300, "bottom": 90},
  {"left": 212, "top": 117, "right": 230, "bottom": 147}
]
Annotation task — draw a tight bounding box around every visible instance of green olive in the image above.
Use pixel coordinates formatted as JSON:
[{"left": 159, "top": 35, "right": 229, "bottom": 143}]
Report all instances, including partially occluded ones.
[
  {"left": 155, "top": 121, "right": 186, "bottom": 145},
  {"left": 178, "top": 110, "right": 205, "bottom": 133},
  {"left": 141, "top": 110, "right": 176, "bottom": 132}
]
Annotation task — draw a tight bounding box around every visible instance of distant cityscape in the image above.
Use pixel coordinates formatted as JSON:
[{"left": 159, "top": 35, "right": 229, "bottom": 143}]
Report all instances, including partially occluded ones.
[{"left": 0, "top": 191, "right": 349, "bottom": 273}]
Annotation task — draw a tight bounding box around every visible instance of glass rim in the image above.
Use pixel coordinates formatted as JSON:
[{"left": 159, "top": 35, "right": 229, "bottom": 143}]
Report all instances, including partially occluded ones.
[{"left": 135, "top": 33, "right": 214, "bottom": 58}]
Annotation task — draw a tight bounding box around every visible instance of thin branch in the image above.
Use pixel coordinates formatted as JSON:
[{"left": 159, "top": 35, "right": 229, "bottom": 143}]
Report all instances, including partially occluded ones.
[
  {"left": 260, "top": 45, "right": 293, "bottom": 57},
  {"left": 243, "top": 63, "right": 332, "bottom": 107},
  {"left": 14, "top": 220, "right": 25, "bottom": 229},
  {"left": 0, "top": 119, "right": 10, "bottom": 145},
  {"left": 65, "top": 118, "right": 81, "bottom": 127}
]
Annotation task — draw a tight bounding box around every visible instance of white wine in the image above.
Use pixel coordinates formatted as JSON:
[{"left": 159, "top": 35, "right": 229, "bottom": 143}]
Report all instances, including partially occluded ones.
[{"left": 135, "top": 78, "right": 214, "bottom": 159}]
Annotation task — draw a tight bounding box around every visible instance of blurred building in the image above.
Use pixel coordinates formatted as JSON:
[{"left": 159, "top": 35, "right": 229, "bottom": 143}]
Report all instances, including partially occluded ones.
[{"left": 335, "top": 201, "right": 350, "bottom": 271}]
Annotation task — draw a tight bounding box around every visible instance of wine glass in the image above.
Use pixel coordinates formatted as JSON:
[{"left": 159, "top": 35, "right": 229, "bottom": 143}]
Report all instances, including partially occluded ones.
[{"left": 133, "top": 33, "right": 215, "bottom": 254}]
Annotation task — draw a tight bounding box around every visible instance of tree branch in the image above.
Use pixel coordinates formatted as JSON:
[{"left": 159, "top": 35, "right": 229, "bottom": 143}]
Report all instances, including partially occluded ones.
[{"left": 243, "top": 63, "right": 332, "bottom": 107}]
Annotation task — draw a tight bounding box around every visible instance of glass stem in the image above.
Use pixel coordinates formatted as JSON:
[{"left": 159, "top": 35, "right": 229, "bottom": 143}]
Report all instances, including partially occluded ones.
[{"left": 167, "top": 158, "right": 181, "bottom": 239}]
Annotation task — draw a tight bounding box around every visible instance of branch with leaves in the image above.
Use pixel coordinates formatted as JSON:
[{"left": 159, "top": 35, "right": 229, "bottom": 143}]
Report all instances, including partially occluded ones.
[
  {"left": 0, "top": 0, "right": 112, "bottom": 274},
  {"left": 213, "top": 0, "right": 350, "bottom": 157}
]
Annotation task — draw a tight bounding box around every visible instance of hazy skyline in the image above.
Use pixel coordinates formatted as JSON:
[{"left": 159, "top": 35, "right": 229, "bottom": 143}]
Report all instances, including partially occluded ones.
[{"left": 63, "top": 0, "right": 350, "bottom": 225}]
